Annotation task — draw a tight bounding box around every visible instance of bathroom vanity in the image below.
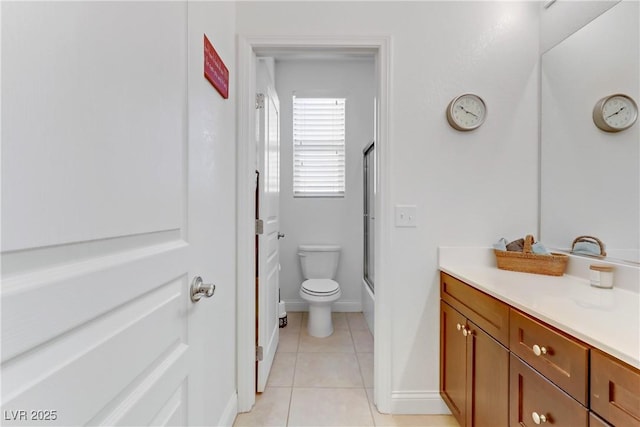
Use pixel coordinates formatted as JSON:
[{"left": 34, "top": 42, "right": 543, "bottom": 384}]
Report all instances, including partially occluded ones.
[{"left": 438, "top": 263, "right": 640, "bottom": 427}]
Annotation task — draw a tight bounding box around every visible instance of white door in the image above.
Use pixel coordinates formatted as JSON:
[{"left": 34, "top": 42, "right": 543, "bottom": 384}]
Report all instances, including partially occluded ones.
[
  {"left": 256, "top": 58, "right": 281, "bottom": 392},
  {"left": 1, "top": 2, "right": 234, "bottom": 426}
]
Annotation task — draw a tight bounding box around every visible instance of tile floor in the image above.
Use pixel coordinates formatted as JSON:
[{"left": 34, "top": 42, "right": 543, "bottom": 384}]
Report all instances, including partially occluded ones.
[{"left": 233, "top": 312, "right": 458, "bottom": 427}]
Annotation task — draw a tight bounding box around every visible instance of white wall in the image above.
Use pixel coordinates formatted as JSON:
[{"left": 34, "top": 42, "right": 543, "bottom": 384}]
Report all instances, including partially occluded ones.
[
  {"left": 540, "top": 0, "right": 620, "bottom": 52},
  {"left": 275, "top": 59, "right": 375, "bottom": 311},
  {"left": 238, "top": 1, "right": 540, "bottom": 413}
]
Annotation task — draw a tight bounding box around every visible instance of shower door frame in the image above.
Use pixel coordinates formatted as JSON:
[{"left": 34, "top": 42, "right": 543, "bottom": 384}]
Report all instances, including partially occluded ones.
[{"left": 363, "top": 141, "right": 375, "bottom": 292}]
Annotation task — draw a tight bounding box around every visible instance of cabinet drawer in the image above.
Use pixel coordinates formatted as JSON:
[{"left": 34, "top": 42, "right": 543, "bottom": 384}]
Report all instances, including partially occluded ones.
[
  {"left": 589, "top": 412, "right": 611, "bottom": 427},
  {"left": 510, "top": 309, "right": 588, "bottom": 405},
  {"left": 591, "top": 349, "right": 640, "bottom": 426},
  {"left": 510, "top": 354, "right": 588, "bottom": 427},
  {"left": 440, "top": 272, "right": 509, "bottom": 346}
]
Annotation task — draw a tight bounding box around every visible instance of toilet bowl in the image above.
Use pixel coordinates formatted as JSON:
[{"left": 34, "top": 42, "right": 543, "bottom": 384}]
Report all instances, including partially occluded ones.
[{"left": 298, "top": 245, "right": 342, "bottom": 338}]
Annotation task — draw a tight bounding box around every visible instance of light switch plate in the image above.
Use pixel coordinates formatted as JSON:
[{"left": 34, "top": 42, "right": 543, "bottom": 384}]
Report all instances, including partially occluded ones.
[{"left": 395, "top": 205, "right": 417, "bottom": 227}]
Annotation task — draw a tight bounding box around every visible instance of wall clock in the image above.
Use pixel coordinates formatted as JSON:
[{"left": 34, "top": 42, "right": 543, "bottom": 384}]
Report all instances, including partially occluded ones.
[
  {"left": 592, "top": 94, "right": 638, "bottom": 132},
  {"left": 446, "top": 93, "right": 486, "bottom": 131}
]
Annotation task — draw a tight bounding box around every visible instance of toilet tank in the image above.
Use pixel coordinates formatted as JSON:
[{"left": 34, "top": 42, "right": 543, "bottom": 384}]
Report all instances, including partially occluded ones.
[{"left": 298, "top": 245, "right": 341, "bottom": 279}]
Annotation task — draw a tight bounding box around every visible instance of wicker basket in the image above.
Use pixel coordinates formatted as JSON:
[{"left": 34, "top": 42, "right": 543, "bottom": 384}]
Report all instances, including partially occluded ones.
[{"left": 494, "top": 235, "right": 568, "bottom": 276}]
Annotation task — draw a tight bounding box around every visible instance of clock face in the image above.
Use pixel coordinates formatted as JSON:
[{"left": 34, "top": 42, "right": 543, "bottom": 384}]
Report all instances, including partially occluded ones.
[
  {"left": 447, "top": 94, "right": 486, "bottom": 131},
  {"left": 602, "top": 95, "right": 637, "bottom": 130}
]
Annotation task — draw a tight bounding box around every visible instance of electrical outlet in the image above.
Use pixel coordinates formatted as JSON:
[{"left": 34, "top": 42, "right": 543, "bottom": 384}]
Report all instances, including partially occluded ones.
[{"left": 395, "top": 205, "right": 417, "bottom": 227}]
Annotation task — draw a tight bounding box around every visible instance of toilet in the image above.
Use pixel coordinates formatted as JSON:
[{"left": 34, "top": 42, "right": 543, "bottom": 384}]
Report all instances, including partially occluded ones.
[{"left": 298, "top": 244, "right": 342, "bottom": 338}]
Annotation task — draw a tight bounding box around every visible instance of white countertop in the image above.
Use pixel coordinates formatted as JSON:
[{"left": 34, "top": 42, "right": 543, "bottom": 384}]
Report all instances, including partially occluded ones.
[{"left": 439, "top": 247, "right": 640, "bottom": 369}]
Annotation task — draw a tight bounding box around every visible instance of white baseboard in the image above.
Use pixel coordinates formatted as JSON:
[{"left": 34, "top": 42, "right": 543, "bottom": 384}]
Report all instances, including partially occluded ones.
[
  {"left": 283, "top": 299, "right": 362, "bottom": 313},
  {"left": 217, "top": 392, "right": 238, "bottom": 427},
  {"left": 389, "top": 391, "right": 451, "bottom": 415}
]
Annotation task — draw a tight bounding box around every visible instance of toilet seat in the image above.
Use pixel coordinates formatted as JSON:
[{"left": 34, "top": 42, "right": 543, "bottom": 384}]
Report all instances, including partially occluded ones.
[{"left": 301, "top": 279, "right": 340, "bottom": 297}]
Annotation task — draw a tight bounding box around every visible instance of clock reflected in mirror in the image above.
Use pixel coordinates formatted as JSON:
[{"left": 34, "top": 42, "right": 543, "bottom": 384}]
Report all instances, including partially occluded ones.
[{"left": 593, "top": 94, "right": 638, "bottom": 133}]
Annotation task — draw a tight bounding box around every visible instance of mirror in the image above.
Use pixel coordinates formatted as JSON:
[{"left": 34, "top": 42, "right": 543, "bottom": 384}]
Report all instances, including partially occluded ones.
[{"left": 540, "top": 1, "right": 639, "bottom": 264}]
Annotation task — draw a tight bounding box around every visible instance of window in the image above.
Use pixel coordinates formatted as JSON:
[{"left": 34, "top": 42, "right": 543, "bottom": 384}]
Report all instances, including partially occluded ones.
[{"left": 293, "top": 97, "right": 346, "bottom": 197}]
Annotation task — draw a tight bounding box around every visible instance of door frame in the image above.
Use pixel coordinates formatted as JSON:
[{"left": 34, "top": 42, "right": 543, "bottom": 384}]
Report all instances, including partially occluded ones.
[{"left": 236, "top": 35, "right": 392, "bottom": 413}]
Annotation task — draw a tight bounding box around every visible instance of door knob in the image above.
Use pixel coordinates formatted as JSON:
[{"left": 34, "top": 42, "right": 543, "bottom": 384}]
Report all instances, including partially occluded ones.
[
  {"left": 191, "top": 276, "right": 216, "bottom": 302},
  {"left": 277, "top": 232, "right": 285, "bottom": 239}
]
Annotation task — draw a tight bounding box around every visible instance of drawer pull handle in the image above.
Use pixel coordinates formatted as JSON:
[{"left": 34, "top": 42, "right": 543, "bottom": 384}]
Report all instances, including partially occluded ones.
[
  {"left": 532, "top": 344, "right": 548, "bottom": 356},
  {"left": 531, "top": 412, "right": 547, "bottom": 424}
]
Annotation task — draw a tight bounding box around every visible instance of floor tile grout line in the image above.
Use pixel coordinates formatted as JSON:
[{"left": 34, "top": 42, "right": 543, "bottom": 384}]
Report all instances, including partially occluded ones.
[
  {"left": 295, "top": 315, "right": 302, "bottom": 353},
  {"left": 286, "top": 313, "right": 301, "bottom": 427},
  {"left": 350, "top": 325, "right": 368, "bottom": 390},
  {"left": 350, "top": 314, "right": 378, "bottom": 426},
  {"left": 366, "top": 387, "right": 379, "bottom": 427},
  {"left": 285, "top": 384, "right": 293, "bottom": 427},
  {"left": 291, "top": 347, "right": 300, "bottom": 388},
  {"left": 346, "top": 314, "right": 358, "bottom": 354}
]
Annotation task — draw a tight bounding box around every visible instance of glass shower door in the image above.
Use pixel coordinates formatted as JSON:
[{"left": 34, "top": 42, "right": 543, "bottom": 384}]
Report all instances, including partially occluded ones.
[{"left": 363, "top": 142, "right": 375, "bottom": 292}]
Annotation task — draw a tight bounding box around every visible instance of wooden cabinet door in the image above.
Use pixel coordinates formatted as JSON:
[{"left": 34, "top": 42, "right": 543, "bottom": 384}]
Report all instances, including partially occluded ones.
[
  {"left": 467, "top": 320, "right": 509, "bottom": 427},
  {"left": 440, "top": 301, "right": 467, "bottom": 426}
]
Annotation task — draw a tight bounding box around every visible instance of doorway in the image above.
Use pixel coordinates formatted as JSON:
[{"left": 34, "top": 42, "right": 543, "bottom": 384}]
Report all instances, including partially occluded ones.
[{"left": 236, "top": 35, "right": 392, "bottom": 415}]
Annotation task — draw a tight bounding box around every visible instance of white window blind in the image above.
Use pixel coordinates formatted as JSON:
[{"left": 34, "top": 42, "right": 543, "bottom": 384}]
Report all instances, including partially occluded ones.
[{"left": 293, "top": 97, "right": 346, "bottom": 197}]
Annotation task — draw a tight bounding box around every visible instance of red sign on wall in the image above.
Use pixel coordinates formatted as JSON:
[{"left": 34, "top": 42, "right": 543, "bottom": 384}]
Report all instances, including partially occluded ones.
[{"left": 204, "top": 34, "right": 229, "bottom": 99}]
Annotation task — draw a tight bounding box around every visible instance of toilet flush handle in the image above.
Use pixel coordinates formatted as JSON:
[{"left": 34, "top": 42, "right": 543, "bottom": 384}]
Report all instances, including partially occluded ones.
[{"left": 278, "top": 232, "right": 285, "bottom": 239}]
